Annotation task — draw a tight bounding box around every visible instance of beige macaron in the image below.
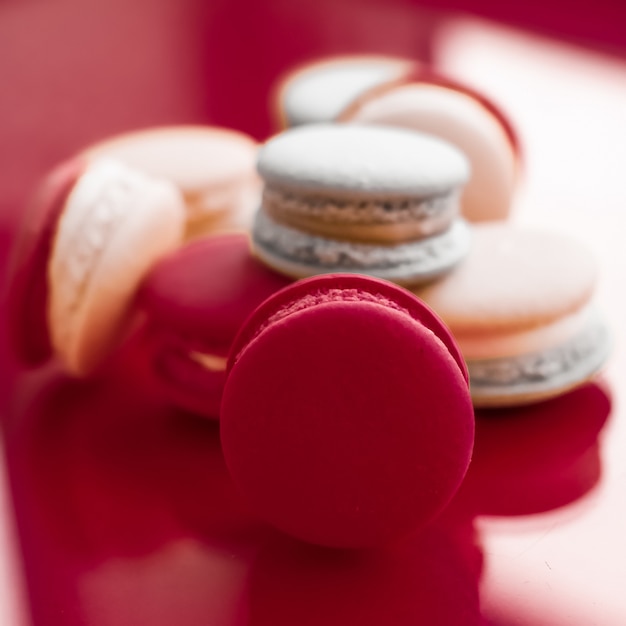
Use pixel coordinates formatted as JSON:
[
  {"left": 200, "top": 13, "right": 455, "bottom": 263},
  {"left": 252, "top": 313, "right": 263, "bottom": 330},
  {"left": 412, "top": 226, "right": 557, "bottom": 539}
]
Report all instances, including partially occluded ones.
[
  {"left": 414, "top": 224, "right": 610, "bottom": 406},
  {"left": 273, "top": 54, "right": 415, "bottom": 128},
  {"left": 48, "top": 159, "right": 186, "bottom": 375},
  {"left": 339, "top": 75, "right": 520, "bottom": 222},
  {"left": 84, "top": 126, "right": 261, "bottom": 240}
]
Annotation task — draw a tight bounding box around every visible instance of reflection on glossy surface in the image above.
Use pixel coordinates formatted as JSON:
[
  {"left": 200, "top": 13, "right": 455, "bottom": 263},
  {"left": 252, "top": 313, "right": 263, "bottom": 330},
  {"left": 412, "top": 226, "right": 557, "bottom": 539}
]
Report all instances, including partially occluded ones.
[
  {"left": 7, "top": 368, "right": 485, "bottom": 625},
  {"left": 7, "top": 359, "right": 617, "bottom": 624},
  {"left": 248, "top": 520, "right": 482, "bottom": 626},
  {"left": 457, "top": 381, "right": 612, "bottom": 516}
]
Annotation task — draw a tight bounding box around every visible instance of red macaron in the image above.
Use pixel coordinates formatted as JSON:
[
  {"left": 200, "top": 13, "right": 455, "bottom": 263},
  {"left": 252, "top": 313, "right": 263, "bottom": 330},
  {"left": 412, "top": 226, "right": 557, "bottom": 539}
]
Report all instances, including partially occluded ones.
[
  {"left": 220, "top": 274, "right": 475, "bottom": 548},
  {"left": 137, "top": 233, "right": 290, "bottom": 418}
]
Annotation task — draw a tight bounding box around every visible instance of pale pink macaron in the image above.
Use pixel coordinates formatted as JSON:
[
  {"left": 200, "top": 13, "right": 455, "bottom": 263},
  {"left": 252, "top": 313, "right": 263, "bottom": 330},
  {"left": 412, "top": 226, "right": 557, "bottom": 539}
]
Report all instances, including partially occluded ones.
[
  {"left": 49, "top": 159, "right": 186, "bottom": 375},
  {"left": 7, "top": 157, "right": 187, "bottom": 376},
  {"left": 414, "top": 223, "right": 610, "bottom": 406},
  {"left": 272, "top": 54, "right": 415, "bottom": 128},
  {"left": 339, "top": 70, "right": 520, "bottom": 223},
  {"left": 83, "top": 126, "right": 261, "bottom": 240}
]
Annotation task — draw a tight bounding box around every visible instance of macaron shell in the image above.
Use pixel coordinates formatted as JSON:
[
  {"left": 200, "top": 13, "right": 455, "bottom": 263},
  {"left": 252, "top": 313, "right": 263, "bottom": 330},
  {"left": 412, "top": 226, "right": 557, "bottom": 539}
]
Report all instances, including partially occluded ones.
[
  {"left": 6, "top": 157, "right": 86, "bottom": 366},
  {"left": 274, "top": 55, "right": 415, "bottom": 128},
  {"left": 341, "top": 81, "right": 518, "bottom": 222},
  {"left": 48, "top": 160, "right": 186, "bottom": 376},
  {"left": 258, "top": 124, "right": 469, "bottom": 199},
  {"left": 252, "top": 210, "right": 472, "bottom": 287},
  {"left": 83, "top": 126, "right": 260, "bottom": 228},
  {"left": 414, "top": 223, "right": 598, "bottom": 335},
  {"left": 182, "top": 178, "right": 261, "bottom": 240},
  {"left": 468, "top": 318, "right": 611, "bottom": 407},
  {"left": 140, "top": 233, "right": 291, "bottom": 349},
  {"left": 138, "top": 233, "right": 290, "bottom": 418},
  {"left": 222, "top": 277, "right": 474, "bottom": 547}
]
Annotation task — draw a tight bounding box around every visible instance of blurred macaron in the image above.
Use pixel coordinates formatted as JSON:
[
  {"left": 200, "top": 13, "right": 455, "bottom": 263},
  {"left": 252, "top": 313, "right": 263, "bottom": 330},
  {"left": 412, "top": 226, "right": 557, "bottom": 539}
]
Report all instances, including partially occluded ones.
[
  {"left": 273, "top": 54, "right": 415, "bottom": 128},
  {"left": 339, "top": 69, "right": 520, "bottom": 222},
  {"left": 414, "top": 223, "right": 610, "bottom": 407},
  {"left": 83, "top": 125, "right": 261, "bottom": 240},
  {"left": 7, "top": 158, "right": 186, "bottom": 376},
  {"left": 137, "top": 233, "right": 290, "bottom": 418}
]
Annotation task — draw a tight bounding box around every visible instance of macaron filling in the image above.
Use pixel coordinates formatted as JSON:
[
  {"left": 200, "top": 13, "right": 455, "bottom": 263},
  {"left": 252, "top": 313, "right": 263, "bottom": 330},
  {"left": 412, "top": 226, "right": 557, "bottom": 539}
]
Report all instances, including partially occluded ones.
[
  {"left": 151, "top": 336, "right": 228, "bottom": 417},
  {"left": 262, "top": 186, "right": 459, "bottom": 242},
  {"left": 253, "top": 210, "right": 471, "bottom": 284},
  {"left": 189, "top": 350, "right": 228, "bottom": 372},
  {"left": 186, "top": 176, "right": 259, "bottom": 224},
  {"left": 468, "top": 317, "right": 610, "bottom": 405}
]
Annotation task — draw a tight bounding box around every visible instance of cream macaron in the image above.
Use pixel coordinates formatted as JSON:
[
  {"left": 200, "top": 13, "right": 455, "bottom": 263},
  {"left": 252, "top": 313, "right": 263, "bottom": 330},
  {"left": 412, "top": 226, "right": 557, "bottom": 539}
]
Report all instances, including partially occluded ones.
[
  {"left": 414, "top": 224, "right": 610, "bottom": 406},
  {"left": 83, "top": 126, "right": 260, "bottom": 240},
  {"left": 47, "top": 159, "right": 186, "bottom": 375},
  {"left": 252, "top": 124, "right": 471, "bottom": 285},
  {"left": 273, "top": 54, "right": 415, "bottom": 128},
  {"left": 339, "top": 71, "right": 520, "bottom": 222}
]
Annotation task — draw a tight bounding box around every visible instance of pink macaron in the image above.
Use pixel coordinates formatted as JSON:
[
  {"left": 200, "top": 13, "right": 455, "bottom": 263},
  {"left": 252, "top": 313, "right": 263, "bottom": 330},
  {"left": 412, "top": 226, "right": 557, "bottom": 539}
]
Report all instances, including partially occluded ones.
[
  {"left": 7, "top": 158, "right": 186, "bottom": 376},
  {"left": 137, "top": 233, "right": 291, "bottom": 418},
  {"left": 220, "top": 274, "right": 474, "bottom": 548},
  {"left": 7, "top": 157, "right": 87, "bottom": 367},
  {"left": 339, "top": 68, "right": 520, "bottom": 222}
]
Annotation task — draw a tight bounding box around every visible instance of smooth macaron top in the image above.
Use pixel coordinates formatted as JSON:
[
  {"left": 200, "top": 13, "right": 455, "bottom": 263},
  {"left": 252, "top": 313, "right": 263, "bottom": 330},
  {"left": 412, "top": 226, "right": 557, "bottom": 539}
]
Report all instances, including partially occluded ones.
[
  {"left": 47, "top": 159, "right": 186, "bottom": 375},
  {"left": 338, "top": 69, "right": 519, "bottom": 223},
  {"left": 258, "top": 124, "right": 470, "bottom": 200},
  {"left": 83, "top": 126, "right": 260, "bottom": 236},
  {"left": 84, "top": 126, "right": 258, "bottom": 195},
  {"left": 415, "top": 223, "right": 598, "bottom": 335},
  {"left": 221, "top": 274, "right": 473, "bottom": 547},
  {"left": 277, "top": 55, "right": 414, "bottom": 127},
  {"left": 139, "top": 233, "right": 291, "bottom": 352}
]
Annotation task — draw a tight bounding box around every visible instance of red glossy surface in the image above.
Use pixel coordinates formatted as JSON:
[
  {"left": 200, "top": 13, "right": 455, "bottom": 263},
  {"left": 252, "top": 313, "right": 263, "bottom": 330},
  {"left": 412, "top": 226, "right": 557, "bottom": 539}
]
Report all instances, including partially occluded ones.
[{"left": 1, "top": 3, "right": 626, "bottom": 625}]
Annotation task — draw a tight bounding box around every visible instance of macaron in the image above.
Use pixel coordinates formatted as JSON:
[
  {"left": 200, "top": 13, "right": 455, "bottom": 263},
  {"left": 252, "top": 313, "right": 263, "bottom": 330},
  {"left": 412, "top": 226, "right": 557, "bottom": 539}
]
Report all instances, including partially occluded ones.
[
  {"left": 137, "top": 233, "right": 290, "bottom": 418},
  {"left": 273, "top": 54, "right": 415, "bottom": 128},
  {"left": 252, "top": 124, "right": 471, "bottom": 285},
  {"left": 83, "top": 126, "right": 260, "bottom": 239},
  {"left": 7, "top": 156, "right": 87, "bottom": 367},
  {"left": 414, "top": 223, "right": 610, "bottom": 407},
  {"left": 221, "top": 274, "right": 475, "bottom": 548},
  {"left": 8, "top": 158, "right": 186, "bottom": 376},
  {"left": 338, "top": 69, "right": 520, "bottom": 222}
]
